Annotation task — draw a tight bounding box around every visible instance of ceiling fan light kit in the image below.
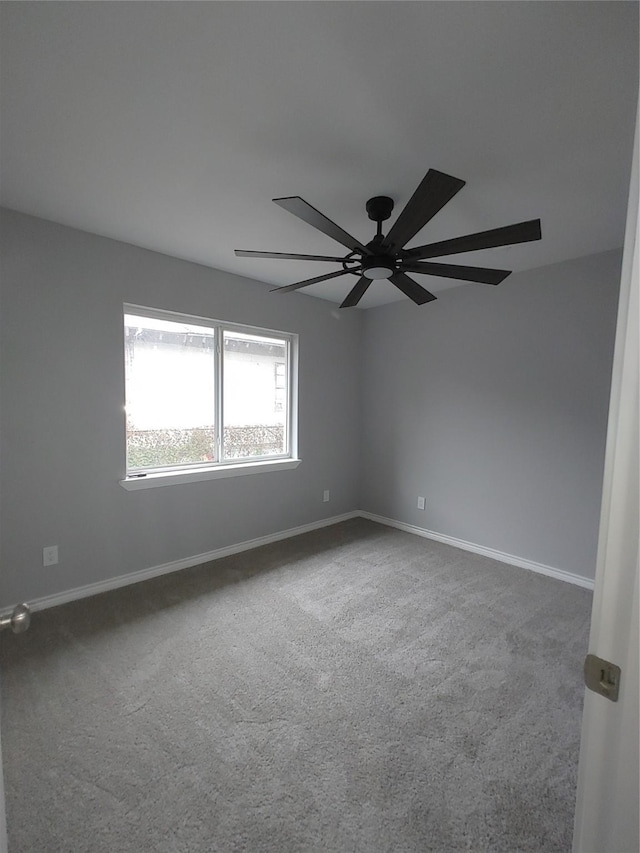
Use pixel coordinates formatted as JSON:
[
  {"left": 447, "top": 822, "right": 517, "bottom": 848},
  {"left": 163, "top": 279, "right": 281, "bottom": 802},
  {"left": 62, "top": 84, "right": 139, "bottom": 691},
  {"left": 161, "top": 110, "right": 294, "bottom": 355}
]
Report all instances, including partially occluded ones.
[
  {"left": 235, "top": 168, "right": 542, "bottom": 308},
  {"left": 362, "top": 258, "right": 395, "bottom": 280}
]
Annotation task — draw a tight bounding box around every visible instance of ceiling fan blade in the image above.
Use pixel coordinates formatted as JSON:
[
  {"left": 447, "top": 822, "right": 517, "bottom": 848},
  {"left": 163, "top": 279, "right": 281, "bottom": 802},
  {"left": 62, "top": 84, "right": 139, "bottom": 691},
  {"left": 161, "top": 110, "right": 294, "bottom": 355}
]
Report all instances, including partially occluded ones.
[
  {"left": 273, "top": 197, "right": 370, "bottom": 255},
  {"left": 382, "top": 169, "right": 466, "bottom": 252},
  {"left": 401, "top": 261, "right": 511, "bottom": 285},
  {"left": 389, "top": 272, "right": 437, "bottom": 305},
  {"left": 270, "top": 267, "right": 362, "bottom": 294},
  {"left": 235, "top": 250, "right": 348, "bottom": 262},
  {"left": 340, "top": 276, "right": 372, "bottom": 308},
  {"left": 402, "top": 219, "right": 542, "bottom": 261}
]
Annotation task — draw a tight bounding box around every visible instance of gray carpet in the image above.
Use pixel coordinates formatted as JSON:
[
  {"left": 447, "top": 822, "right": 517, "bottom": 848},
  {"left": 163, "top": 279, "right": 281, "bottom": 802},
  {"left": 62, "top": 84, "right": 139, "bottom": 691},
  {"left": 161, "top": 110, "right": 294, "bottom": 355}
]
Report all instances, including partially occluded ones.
[{"left": 0, "top": 518, "right": 592, "bottom": 853}]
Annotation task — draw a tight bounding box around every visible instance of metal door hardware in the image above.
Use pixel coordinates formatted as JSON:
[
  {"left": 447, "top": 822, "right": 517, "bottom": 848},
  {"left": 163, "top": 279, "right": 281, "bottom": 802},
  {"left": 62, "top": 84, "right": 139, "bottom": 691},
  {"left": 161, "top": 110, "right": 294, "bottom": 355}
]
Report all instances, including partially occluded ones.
[
  {"left": 584, "top": 653, "right": 621, "bottom": 702},
  {"left": 0, "top": 603, "right": 31, "bottom": 634}
]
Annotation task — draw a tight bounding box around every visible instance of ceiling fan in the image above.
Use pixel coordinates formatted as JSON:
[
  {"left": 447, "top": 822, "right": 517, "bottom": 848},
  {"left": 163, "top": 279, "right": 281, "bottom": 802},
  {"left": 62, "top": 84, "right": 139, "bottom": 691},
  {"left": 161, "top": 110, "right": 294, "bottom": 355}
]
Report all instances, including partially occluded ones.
[{"left": 235, "top": 169, "right": 541, "bottom": 308}]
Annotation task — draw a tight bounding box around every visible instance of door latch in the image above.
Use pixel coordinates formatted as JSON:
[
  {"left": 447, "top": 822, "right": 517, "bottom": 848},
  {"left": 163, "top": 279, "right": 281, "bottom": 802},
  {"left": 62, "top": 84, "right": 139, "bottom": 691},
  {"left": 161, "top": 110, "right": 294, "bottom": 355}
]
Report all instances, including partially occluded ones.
[{"left": 584, "top": 653, "right": 621, "bottom": 702}]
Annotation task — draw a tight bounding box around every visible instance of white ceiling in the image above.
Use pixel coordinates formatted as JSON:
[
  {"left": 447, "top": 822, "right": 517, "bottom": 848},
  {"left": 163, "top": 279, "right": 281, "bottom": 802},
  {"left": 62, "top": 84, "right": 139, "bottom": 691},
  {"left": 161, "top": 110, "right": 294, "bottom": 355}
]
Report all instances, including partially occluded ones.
[{"left": 1, "top": 2, "right": 638, "bottom": 309}]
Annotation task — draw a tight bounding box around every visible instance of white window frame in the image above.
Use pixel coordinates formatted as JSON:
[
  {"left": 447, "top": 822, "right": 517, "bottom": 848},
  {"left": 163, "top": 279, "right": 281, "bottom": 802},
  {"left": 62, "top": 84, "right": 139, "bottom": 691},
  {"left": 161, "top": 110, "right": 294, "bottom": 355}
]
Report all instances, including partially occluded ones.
[{"left": 120, "top": 304, "right": 300, "bottom": 490}]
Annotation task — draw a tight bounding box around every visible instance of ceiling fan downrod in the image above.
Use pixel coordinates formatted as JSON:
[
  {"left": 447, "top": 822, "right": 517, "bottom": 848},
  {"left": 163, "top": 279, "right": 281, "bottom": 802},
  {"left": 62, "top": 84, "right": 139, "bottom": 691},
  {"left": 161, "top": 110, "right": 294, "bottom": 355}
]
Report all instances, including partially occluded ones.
[{"left": 362, "top": 196, "right": 397, "bottom": 279}]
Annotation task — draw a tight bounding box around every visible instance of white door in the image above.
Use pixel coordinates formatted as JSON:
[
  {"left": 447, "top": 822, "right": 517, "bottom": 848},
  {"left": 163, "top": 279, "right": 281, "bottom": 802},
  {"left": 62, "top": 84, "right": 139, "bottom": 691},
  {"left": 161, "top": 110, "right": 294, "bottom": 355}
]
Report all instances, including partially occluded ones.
[
  {"left": 572, "top": 107, "right": 639, "bottom": 853},
  {"left": 0, "top": 683, "right": 7, "bottom": 853},
  {"left": 0, "top": 605, "right": 31, "bottom": 852}
]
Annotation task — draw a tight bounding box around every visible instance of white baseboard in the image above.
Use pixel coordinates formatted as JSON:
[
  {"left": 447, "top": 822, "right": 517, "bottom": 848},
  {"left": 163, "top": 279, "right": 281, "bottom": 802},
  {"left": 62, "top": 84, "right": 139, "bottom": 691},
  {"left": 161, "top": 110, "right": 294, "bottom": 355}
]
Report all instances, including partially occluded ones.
[
  {"left": 359, "top": 511, "right": 595, "bottom": 590},
  {"left": 27, "top": 511, "right": 360, "bottom": 613},
  {"left": 22, "top": 507, "right": 593, "bottom": 614}
]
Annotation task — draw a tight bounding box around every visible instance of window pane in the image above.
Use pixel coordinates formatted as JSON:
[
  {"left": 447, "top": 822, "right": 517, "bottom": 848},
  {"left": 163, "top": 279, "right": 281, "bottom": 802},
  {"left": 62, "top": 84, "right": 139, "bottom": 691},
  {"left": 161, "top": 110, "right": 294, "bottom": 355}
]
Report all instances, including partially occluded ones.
[
  {"left": 222, "top": 330, "right": 287, "bottom": 460},
  {"left": 125, "top": 314, "right": 216, "bottom": 470}
]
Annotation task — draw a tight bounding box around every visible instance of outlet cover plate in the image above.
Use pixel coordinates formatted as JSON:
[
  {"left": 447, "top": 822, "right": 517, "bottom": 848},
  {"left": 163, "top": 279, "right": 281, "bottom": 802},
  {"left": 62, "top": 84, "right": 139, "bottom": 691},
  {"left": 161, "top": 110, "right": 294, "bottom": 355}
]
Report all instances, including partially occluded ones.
[{"left": 43, "top": 545, "right": 59, "bottom": 566}]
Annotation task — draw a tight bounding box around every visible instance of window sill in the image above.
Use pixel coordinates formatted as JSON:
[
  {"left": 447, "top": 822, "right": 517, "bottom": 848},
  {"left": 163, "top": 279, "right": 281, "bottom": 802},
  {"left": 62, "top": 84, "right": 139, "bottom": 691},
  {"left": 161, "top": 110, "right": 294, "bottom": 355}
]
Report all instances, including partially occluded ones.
[{"left": 120, "top": 458, "right": 302, "bottom": 490}]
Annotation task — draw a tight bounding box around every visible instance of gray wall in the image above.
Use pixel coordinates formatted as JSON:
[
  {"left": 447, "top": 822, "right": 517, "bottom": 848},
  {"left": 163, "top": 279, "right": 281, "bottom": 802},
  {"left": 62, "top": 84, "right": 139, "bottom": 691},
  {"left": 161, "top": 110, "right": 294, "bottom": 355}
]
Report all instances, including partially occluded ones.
[
  {"left": 0, "top": 209, "right": 621, "bottom": 608},
  {"left": 0, "top": 210, "right": 363, "bottom": 606},
  {"left": 360, "top": 251, "right": 621, "bottom": 580}
]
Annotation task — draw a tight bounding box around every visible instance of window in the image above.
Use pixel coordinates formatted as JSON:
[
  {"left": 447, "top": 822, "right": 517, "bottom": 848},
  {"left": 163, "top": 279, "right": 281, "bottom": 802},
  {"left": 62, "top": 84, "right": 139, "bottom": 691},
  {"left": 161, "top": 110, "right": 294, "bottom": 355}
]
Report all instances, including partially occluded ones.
[{"left": 123, "top": 306, "right": 297, "bottom": 482}]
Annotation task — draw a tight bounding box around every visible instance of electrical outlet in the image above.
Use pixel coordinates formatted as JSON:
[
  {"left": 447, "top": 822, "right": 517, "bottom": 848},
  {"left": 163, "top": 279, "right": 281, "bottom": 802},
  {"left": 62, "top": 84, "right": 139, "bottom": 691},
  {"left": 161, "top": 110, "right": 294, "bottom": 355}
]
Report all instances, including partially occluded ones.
[
  {"left": 323, "top": 490, "right": 330, "bottom": 502},
  {"left": 417, "top": 496, "right": 426, "bottom": 510},
  {"left": 43, "top": 545, "right": 59, "bottom": 566}
]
